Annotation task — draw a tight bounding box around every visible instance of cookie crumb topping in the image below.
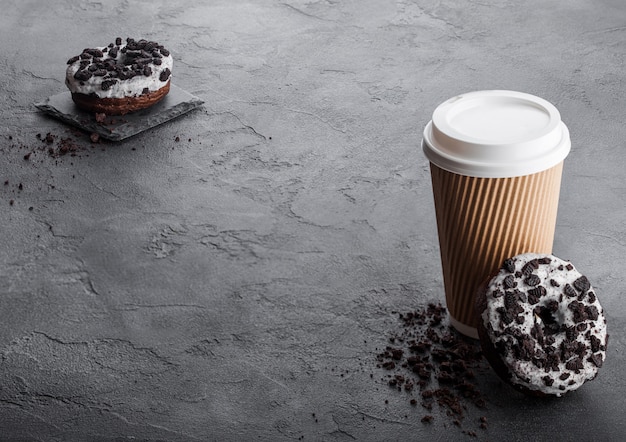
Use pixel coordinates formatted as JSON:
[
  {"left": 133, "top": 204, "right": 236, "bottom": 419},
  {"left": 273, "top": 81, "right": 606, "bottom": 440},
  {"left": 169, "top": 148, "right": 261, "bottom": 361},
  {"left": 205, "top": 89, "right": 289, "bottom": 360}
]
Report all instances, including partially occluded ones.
[
  {"left": 65, "top": 37, "right": 173, "bottom": 99},
  {"left": 67, "top": 38, "right": 171, "bottom": 89}
]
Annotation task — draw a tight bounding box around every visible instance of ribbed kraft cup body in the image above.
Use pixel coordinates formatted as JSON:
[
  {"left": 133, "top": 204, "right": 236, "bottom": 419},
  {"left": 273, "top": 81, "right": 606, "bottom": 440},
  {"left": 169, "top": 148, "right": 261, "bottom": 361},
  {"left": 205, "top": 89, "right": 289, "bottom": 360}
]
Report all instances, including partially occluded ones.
[{"left": 430, "top": 162, "right": 564, "bottom": 333}]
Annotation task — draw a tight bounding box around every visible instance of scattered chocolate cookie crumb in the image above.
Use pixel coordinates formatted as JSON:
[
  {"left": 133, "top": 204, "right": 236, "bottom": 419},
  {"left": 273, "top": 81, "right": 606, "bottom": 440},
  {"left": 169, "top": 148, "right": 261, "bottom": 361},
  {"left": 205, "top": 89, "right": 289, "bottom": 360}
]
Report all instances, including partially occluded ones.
[
  {"left": 421, "top": 415, "right": 434, "bottom": 423},
  {"left": 57, "top": 138, "right": 80, "bottom": 156},
  {"left": 375, "top": 303, "right": 489, "bottom": 434},
  {"left": 38, "top": 132, "right": 98, "bottom": 158},
  {"left": 479, "top": 416, "right": 488, "bottom": 429}
]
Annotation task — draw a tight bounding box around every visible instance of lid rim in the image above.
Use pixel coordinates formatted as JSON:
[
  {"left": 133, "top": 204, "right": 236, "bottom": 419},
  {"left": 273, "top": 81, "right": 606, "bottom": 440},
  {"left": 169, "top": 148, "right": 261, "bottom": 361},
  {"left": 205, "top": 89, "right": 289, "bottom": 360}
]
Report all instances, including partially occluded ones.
[{"left": 422, "top": 122, "right": 571, "bottom": 178}]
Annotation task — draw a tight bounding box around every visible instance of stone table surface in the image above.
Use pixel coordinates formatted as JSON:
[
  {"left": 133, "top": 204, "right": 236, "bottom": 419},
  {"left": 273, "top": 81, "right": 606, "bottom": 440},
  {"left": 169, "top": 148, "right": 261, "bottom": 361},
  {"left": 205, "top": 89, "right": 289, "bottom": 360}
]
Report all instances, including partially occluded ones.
[{"left": 1, "top": 1, "right": 625, "bottom": 441}]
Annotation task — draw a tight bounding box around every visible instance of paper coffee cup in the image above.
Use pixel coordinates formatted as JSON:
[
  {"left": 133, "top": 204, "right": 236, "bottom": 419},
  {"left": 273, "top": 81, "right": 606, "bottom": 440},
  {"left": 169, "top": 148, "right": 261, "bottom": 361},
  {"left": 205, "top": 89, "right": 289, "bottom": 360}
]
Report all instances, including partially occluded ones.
[{"left": 422, "top": 90, "right": 571, "bottom": 338}]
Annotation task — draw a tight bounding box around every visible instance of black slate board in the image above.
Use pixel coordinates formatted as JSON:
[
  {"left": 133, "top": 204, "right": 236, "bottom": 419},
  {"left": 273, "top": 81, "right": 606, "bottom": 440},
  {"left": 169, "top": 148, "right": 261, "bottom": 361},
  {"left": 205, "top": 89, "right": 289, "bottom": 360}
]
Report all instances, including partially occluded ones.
[{"left": 34, "top": 84, "right": 204, "bottom": 141}]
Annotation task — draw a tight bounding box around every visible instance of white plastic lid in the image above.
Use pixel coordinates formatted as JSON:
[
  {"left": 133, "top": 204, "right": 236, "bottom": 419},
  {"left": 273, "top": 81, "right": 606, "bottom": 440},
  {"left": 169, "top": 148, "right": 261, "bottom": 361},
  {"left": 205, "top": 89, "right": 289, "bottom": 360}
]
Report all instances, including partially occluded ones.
[{"left": 422, "top": 90, "right": 571, "bottom": 178}]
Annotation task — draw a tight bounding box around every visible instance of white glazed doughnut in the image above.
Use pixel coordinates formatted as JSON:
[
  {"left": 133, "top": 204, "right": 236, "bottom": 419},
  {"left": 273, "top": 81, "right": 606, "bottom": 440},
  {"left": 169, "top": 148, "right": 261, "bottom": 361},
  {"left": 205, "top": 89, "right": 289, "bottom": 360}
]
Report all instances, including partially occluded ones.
[
  {"left": 65, "top": 37, "right": 173, "bottom": 115},
  {"left": 476, "top": 253, "right": 608, "bottom": 396}
]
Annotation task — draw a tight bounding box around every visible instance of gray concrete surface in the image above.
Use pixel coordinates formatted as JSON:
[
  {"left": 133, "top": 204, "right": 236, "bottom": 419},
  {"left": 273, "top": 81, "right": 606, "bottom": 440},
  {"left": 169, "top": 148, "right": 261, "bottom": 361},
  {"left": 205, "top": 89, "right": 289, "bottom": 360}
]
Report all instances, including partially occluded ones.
[{"left": 1, "top": 0, "right": 625, "bottom": 440}]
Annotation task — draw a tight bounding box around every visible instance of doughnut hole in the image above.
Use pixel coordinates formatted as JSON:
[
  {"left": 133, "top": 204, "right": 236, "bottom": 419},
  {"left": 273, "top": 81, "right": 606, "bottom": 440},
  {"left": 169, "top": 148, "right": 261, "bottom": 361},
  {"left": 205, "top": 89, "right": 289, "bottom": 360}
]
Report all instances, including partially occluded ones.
[{"left": 534, "top": 300, "right": 564, "bottom": 335}]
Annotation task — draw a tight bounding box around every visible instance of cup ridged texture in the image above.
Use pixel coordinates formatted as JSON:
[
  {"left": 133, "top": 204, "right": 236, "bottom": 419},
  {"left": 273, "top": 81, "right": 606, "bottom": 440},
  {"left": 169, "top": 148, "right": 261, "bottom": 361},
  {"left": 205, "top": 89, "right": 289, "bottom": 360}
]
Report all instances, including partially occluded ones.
[{"left": 430, "top": 162, "right": 563, "bottom": 331}]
